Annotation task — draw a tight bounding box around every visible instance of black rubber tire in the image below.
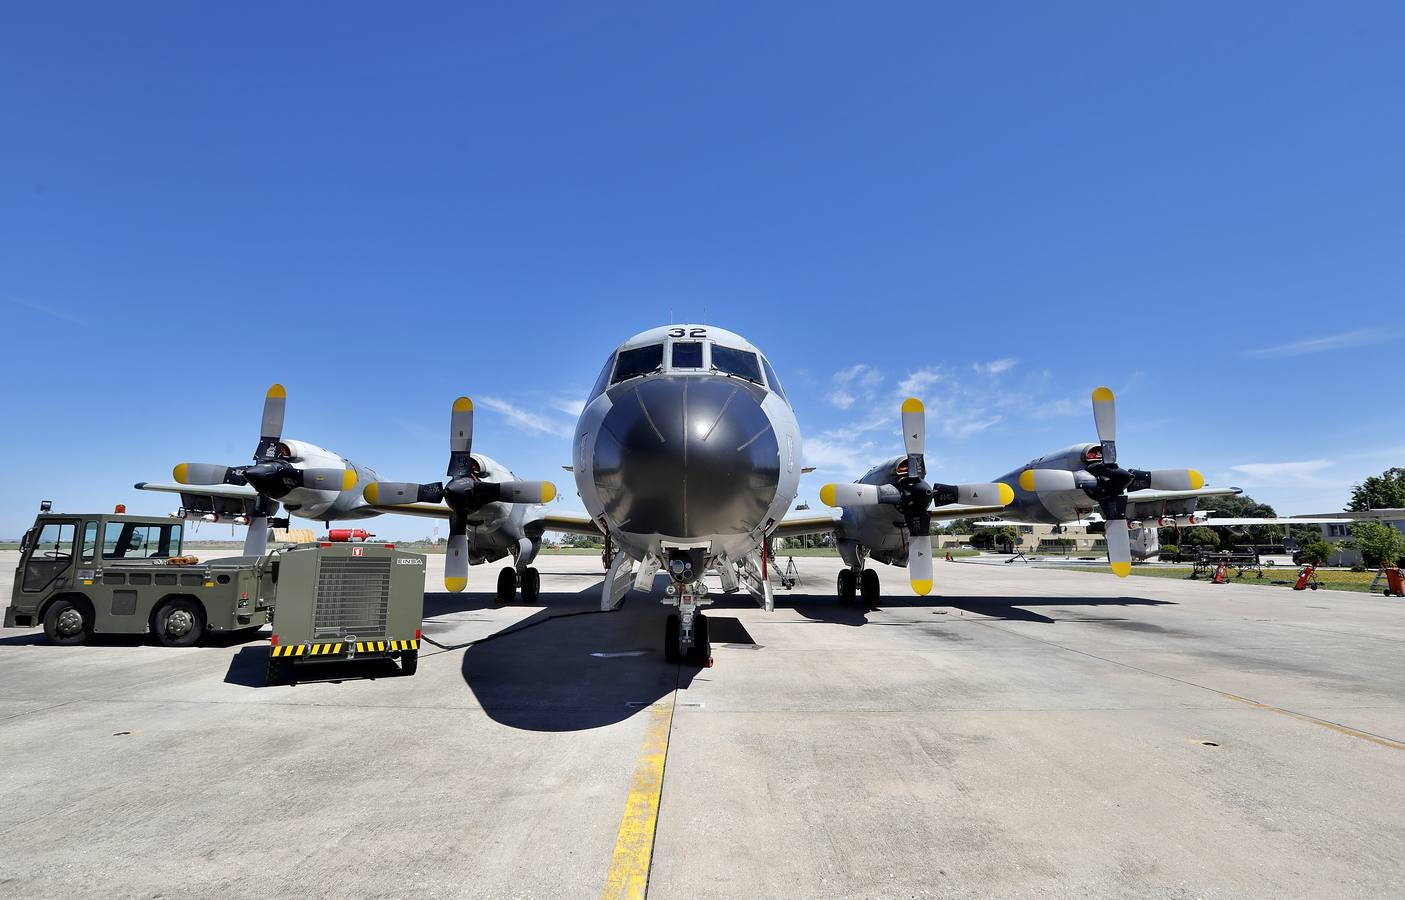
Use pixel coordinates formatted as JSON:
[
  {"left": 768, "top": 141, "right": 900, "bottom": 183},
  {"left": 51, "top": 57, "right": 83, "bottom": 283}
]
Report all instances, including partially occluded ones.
[
  {"left": 266, "top": 657, "right": 289, "bottom": 686},
  {"left": 860, "top": 568, "right": 881, "bottom": 605},
  {"left": 496, "top": 567, "right": 518, "bottom": 604},
  {"left": 837, "top": 569, "right": 856, "bottom": 604},
  {"left": 399, "top": 650, "right": 418, "bottom": 677},
  {"left": 664, "top": 613, "right": 681, "bottom": 663},
  {"left": 688, "top": 613, "right": 711, "bottom": 666},
  {"left": 519, "top": 567, "right": 541, "bottom": 603},
  {"left": 152, "top": 598, "right": 205, "bottom": 647},
  {"left": 42, "top": 596, "right": 93, "bottom": 646}
]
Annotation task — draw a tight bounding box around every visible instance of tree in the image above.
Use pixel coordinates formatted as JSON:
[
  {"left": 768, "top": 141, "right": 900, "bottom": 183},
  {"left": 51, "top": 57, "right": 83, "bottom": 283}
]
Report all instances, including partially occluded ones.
[
  {"left": 1348, "top": 468, "right": 1405, "bottom": 512},
  {"left": 1181, "top": 526, "right": 1220, "bottom": 549},
  {"left": 970, "top": 525, "right": 1019, "bottom": 551},
  {"left": 1343, "top": 521, "right": 1405, "bottom": 568},
  {"left": 1300, "top": 540, "right": 1335, "bottom": 567}
]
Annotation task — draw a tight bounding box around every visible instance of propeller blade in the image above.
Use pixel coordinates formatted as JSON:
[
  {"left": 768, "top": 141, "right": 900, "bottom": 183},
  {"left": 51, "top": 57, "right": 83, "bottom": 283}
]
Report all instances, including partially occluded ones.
[
  {"left": 173, "top": 463, "right": 240, "bottom": 486},
  {"left": 364, "top": 481, "right": 442, "bottom": 505},
  {"left": 496, "top": 481, "right": 557, "bottom": 504},
  {"left": 445, "top": 533, "right": 469, "bottom": 592},
  {"left": 900, "top": 397, "right": 925, "bottom": 459},
  {"left": 908, "top": 533, "right": 933, "bottom": 595},
  {"left": 448, "top": 397, "right": 474, "bottom": 478},
  {"left": 819, "top": 483, "right": 882, "bottom": 507},
  {"left": 1018, "top": 468, "right": 1078, "bottom": 493},
  {"left": 1148, "top": 469, "right": 1206, "bottom": 492},
  {"left": 1104, "top": 518, "right": 1132, "bottom": 577},
  {"left": 954, "top": 482, "right": 1015, "bottom": 507},
  {"left": 254, "top": 384, "right": 287, "bottom": 460},
  {"left": 299, "top": 467, "right": 357, "bottom": 492},
  {"left": 243, "top": 516, "right": 269, "bottom": 556},
  {"left": 1091, "top": 386, "right": 1117, "bottom": 464}
]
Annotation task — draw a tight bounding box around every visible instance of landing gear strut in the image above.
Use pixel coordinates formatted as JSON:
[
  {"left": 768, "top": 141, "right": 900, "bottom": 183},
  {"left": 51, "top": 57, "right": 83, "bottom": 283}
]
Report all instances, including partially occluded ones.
[{"left": 663, "top": 549, "right": 712, "bottom": 665}]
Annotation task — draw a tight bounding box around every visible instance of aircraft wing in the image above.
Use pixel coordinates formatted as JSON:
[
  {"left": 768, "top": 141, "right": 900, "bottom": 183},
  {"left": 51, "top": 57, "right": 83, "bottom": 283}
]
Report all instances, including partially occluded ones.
[
  {"left": 364, "top": 501, "right": 453, "bottom": 520},
  {"left": 1193, "top": 517, "right": 1355, "bottom": 527},
  {"left": 363, "top": 503, "right": 603, "bottom": 537},
  {"left": 540, "top": 513, "right": 605, "bottom": 537},
  {"left": 1127, "top": 486, "right": 1241, "bottom": 503},
  {"left": 770, "top": 512, "right": 841, "bottom": 540},
  {"left": 136, "top": 481, "right": 258, "bottom": 502},
  {"left": 933, "top": 504, "right": 1009, "bottom": 520}
]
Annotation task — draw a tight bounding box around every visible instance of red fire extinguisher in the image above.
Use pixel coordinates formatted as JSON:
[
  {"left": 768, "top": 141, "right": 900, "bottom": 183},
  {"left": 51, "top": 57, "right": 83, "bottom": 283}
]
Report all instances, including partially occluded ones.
[
  {"left": 1294, "top": 565, "right": 1319, "bottom": 591},
  {"left": 1213, "top": 562, "right": 1227, "bottom": 584}
]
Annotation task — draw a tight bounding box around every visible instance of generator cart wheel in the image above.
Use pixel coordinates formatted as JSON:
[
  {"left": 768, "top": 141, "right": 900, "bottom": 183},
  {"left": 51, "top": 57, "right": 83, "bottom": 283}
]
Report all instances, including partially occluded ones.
[
  {"left": 860, "top": 568, "right": 881, "bottom": 605},
  {"left": 399, "top": 650, "right": 418, "bottom": 677},
  {"left": 152, "top": 598, "right": 205, "bottom": 647},
  {"left": 520, "top": 567, "right": 541, "bottom": 604},
  {"left": 664, "top": 613, "right": 681, "bottom": 663},
  {"left": 266, "top": 657, "right": 290, "bottom": 686},
  {"left": 496, "top": 567, "right": 518, "bottom": 604},
  {"left": 836, "top": 569, "right": 856, "bottom": 605},
  {"left": 43, "top": 597, "right": 93, "bottom": 646}
]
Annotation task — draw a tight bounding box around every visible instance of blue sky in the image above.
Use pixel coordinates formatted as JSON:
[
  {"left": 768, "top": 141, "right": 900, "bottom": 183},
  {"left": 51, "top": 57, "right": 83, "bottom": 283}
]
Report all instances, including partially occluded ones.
[{"left": 3, "top": 3, "right": 1402, "bottom": 539}]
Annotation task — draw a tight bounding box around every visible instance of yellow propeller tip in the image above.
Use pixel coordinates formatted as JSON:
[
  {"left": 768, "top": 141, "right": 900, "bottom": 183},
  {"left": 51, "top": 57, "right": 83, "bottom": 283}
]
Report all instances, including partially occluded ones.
[
  {"left": 445, "top": 576, "right": 467, "bottom": 593},
  {"left": 542, "top": 482, "right": 557, "bottom": 503},
  {"left": 453, "top": 397, "right": 473, "bottom": 413},
  {"left": 1091, "top": 386, "right": 1114, "bottom": 402},
  {"left": 267, "top": 384, "right": 287, "bottom": 399},
  {"left": 911, "top": 579, "right": 933, "bottom": 596},
  {"left": 1111, "top": 562, "right": 1132, "bottom": 578},
  {"left": 363, "top": 483, "right": 379, "bottom": 503},
  {"left": 341, "top": 470, "right": 358, "bottom": 491},
  {"left": 1188, "top": 470, "right": 1205, "bottom": 490},
  {"left": 1018, "top": 470, "right": 1036, "bottom": 492},
  {"left": 997, "top": 482, "right": 1014, "bottom": 506},
  {"left": 173, "top": 463, "right": 190, "bottom": 484},
  {"left": 819, "top": 484, "right": 838, "bottom": 507},
  {"left": 901, "top": 397, "right": 924, "bottom": 414}
]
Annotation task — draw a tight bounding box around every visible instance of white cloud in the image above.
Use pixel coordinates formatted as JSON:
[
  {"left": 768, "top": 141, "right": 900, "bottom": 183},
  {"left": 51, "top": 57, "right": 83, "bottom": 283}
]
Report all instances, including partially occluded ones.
[
  {"left": 827, "top": 389, "right": 856, "bottom": 410},
  {"left": 479, "top": 397, "right": 574, "bottom": 439},
  {"left": 550, "top": 397, "right": 586, "bottom": 417},
  {"left": 828, "top": 364, "right": 882, "bottom": 409},
  {"left": 1244, "top": 330, "right": 1397, "bottom": 358},
  {"left": 801, "top": 436, "right": 882, "bottom": 479},
  {"left": 897, "top": 368, "right": 942, "bottom": 396},
  {"left": 972, "top": 357, "right": 1018, "bottom": 376},
  {"left": 1229, "top": 459, "right": 1338, "bottom": 487}
]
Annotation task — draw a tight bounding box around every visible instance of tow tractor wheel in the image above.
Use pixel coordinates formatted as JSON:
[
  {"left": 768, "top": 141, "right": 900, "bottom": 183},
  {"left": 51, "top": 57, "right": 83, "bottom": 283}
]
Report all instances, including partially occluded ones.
[
  {"left": 152, "top": 598, "right": 205, "bottom": 647},
  {"left": 496, "top": 567, "right": 518, "bottom": 604},
  {"left": 399, "top": 650, "right": 419, "bottom": 677},
  {"left": 860, "top": 568, "right": 881, "bottom": 605},
  {"left": 664, "top": 613, "right": 681, "bottom": 663},
  {"left": 43, "top": 596, "right": 93, "bottom": 646},
  {"left": 266, "top": 657, "right": 290, "bottom": 686},
  {"left": 837, "top": 569, "right": 856, "bottom": 604},
  {"left": 519, "top": 567, "right": 541, "bottom": 603}
]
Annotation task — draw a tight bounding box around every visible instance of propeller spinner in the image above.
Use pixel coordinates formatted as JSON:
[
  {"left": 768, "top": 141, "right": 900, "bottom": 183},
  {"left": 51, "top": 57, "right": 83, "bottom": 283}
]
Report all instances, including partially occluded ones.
[
  {"left": 1019, "top": 386, "right": 1204, "bottom": 577},
  {"left": 820, "top": 397, "right": 1014, "bottom": 596},
  {"left": 363, "top": 397, "right": 556, "bottom": 593},
  {"left": 172, "top": 385, "right": 356, "bottom": 556}
]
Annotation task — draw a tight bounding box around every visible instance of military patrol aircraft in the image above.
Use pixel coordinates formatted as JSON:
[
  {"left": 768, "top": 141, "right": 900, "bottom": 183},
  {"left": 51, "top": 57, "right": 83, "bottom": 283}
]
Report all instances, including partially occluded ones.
[{"left": 135, "top": 386, "right": 565, "bottom": 602}]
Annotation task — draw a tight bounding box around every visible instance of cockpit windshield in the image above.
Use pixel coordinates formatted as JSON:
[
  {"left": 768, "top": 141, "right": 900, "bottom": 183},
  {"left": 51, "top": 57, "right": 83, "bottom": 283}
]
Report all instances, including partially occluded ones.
[
  {"left": 671, "top": 341, "right": 703, "bottom": 368},
  {"left": 711, "top": 345, "right": 763, "bottom": 384},
  {"left": 760, "top": 356, "right": 785, "bottom": 400},
  {"left": 611, "top": 344, "right": 664, "bottom": 384}
]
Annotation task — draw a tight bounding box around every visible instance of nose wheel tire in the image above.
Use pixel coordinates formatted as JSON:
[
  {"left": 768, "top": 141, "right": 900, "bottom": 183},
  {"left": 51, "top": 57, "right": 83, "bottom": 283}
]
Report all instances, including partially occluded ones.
[
  {"left": 664, "top": 613, "right": 681, "bottom": 663},
  {"left": 860, "top": 568, "right": 881, "bottom": 605},
  {"left": 43, "top": 597, "right": 93, "bottom": 646},
  {"left": 153, "top": 598, "right": 205, "bottom": 647},
  {"left": 519, "top": 567, "right": 541, "bottom": 603},
  {"left": 837, "top": 569, "right": 857, "bottom": 604},
  {"left": 664, "top": 612, "right": 711, "bottom": 665},
  {"left": 496, "top": 567, "right": 518, "bottom": 604}
]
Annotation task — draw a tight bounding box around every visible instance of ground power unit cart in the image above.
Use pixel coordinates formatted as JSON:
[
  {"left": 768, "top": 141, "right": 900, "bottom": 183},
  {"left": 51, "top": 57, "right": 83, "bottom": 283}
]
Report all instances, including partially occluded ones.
[{"left": 266, "top": 543, "right": 426, "bottom": 685}]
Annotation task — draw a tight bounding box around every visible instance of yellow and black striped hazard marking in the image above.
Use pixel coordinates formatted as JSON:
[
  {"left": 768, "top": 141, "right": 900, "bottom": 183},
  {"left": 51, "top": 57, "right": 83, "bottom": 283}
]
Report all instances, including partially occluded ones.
[
  {"left": 270, "top": 639, "right": 418, "bottom": 657},
  {"left": 354, "top": 639, "right": 419, "bottom": 653}
]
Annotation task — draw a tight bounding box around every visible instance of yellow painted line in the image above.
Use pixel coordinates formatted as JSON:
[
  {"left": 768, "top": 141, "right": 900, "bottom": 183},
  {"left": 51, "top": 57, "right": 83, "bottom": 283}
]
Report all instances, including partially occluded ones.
[
  {"left": 602, "top": 698, "right": 676, "bottom": 900},
  {"left": 1220, "top": 692, "right": 1405, "bottom": 752}
]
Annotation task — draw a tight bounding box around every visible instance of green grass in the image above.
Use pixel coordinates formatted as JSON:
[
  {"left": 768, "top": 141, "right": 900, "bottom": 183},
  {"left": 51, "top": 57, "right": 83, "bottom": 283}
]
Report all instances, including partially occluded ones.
[{"left": 1052, "top": 564, "right": 1386, "bottom": 594}]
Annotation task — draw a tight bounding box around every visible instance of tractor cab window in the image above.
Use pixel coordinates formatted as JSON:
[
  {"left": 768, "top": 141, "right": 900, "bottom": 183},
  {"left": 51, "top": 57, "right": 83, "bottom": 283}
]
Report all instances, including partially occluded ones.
[
  {"left": 671, "top": 341, "right": 704, "bottom": 369},
  {"left": 611, "top": 344, "right": 664, "bottom": 384},
  {"left": 103, "top": 522, "right": 182, "bottom": 560},
  {"left": 81, "top": 521, "right": 98, "bottom": 561},
  {"left": 711, "top": 345, "right": 763, "bottom": 384},
  {"left": 22, "top": 521, "right": 76, "bottom": 592}
]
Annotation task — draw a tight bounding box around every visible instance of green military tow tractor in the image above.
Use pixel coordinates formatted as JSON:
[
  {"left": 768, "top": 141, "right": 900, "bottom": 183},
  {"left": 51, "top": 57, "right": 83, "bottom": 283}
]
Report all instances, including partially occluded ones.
[
  {"left": 6, "top": 507, "right": 428, "bottom": 686},
  {"left": 6, "top": 506, "right": 272, "bottom": 645}
]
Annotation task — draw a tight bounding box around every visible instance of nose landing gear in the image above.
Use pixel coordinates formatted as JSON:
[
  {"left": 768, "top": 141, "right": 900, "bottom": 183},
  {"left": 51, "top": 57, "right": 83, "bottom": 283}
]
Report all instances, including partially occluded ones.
[{"left": 663, "top": 549, "right": 712, "bottom": 666}]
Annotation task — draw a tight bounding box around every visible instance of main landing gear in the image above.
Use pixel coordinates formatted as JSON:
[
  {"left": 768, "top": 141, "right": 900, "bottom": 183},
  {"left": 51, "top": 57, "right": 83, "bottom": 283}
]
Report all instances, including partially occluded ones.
[
  {"left": 837, "top": 567, "right": 880, "bottom": 605},
  {"left": 497, "top": 566, "right": 541, "bottom": 603},
  {"left": 663, "top": 549, "right": 712, "bottom": 666}
]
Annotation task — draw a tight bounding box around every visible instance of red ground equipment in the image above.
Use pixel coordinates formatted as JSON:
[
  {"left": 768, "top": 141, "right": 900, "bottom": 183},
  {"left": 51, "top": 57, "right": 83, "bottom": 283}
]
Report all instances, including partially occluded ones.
[
  {"left": 326, "top": 528, "right": 372, "bottom": 542},
  {"left": 1213, "top": 562, "right": 1227, "bottom": 584},
  {"left": 1384, "top": 567, "right": 1404, "bottom": 598},
  {"left": 1293, "top": 565, "right": 1320, "bottom": 591}
]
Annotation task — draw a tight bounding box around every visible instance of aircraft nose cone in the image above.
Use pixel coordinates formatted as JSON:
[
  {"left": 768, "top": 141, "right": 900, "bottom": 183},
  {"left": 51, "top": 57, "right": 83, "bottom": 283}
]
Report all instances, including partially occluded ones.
[{"left": 593, "top": 375, "right": 781, "bottom": 539}]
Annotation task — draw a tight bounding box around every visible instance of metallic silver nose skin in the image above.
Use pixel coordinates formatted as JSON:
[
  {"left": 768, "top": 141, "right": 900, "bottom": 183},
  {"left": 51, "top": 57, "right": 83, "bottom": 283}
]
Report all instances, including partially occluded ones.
[{"left": 593, "top": 375, "right": 780, "bottom": 539}]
